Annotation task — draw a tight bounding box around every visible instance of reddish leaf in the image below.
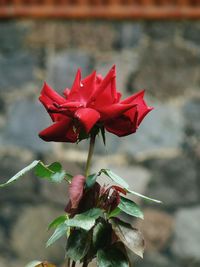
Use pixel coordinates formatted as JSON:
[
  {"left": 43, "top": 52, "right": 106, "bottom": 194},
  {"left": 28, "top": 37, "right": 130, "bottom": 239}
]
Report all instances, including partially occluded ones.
[
  {"left": 111, "top": 185, "right": 127, "bottom": 195},
  {"left": 78, "top": 182, "right": 101, "bottom": 213},
  {"left": 108, "top": 190, "right": 121, "bottom": 211},
  {"left": 100, "top": 186, "right": 121, "bottom": 212},
  {"left": 69, "top": 175, "right": 86, "bottom": 209}
]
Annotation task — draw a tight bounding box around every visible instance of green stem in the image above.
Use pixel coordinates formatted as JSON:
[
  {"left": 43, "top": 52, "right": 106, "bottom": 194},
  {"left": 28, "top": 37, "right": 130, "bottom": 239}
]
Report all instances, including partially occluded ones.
[{"left": 85, "top": 134, "right": 96, "bottom": 177}]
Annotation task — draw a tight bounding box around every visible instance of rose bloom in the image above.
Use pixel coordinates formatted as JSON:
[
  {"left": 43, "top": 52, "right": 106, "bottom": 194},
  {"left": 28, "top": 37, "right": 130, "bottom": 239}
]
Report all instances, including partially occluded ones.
[{"left": 39, "top": 65, "right": 153, "bottom": 143}]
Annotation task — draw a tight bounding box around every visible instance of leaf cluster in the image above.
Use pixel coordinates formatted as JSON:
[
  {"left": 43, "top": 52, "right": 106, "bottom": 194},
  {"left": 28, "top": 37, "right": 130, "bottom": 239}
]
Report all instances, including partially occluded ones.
[{"left": 0, "top": 160, "right": 161, "bottom": 266}]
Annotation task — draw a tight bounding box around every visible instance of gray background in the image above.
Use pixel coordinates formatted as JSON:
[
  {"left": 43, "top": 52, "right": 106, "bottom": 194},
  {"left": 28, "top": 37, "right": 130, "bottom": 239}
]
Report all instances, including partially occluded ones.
[{"left": 0, "top": 20, "right": 200, "bottom": 267}]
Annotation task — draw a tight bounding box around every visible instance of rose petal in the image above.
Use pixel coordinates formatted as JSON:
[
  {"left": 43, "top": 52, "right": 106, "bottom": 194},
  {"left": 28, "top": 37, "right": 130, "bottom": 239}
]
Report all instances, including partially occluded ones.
[
  {"left": 40, "top": 82, "right": 66, "bottom": 105},
  {"left": 122, "top": 90, "right": 153, "bottom": 126},
  {"left": 80, "top": 71, "right": 97, "bottom": 102},
  {"left": 39, "top": 94, "right": 66, "bottom": 122},
  {"left": 63, "top": 88, "right": 70, "bottom": 98},
  {"left": 74, "top": 108, "right": 100, "bottom": 133},
  {"left": 39, "top": 117, "right": 78, "bottom": 142},
  {"left": 59, "top": 101, "right": 83, "bottom": 109},
  {"left": 68, "top": 69, "right": 82, "bottom": 101},
  {"left": 105, "top": 109, "right": 138, "bottom": 137},
  {"left": 91, "top": 68, "right": 120, "bottom": 109},
  {"left": 99, "top": 103, "right": 137, "bottom": 121},
  {"left": 121, "top": 90, "right": 145, "bottom": 105},
  {"left": 138, "top": 106, "right": 153, "bottom": 126},
  {"left": 88, "top": 65, "right": 117, "bottom": 103}
]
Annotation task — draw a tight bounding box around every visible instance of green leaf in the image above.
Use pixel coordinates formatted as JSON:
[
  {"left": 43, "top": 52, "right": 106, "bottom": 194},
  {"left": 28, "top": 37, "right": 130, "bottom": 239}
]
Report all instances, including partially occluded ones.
[
  {"left": 48, "top": 215, "right": 68, "bottom": 230},
  {"left": 48, "top": 162, "right": 62, "bottom": 172},
  {"left": 46, "top": 222, "right": 68, "bottom": 247},
  {"left": 97, "top": 246, "right": 129, "bottom": 267},
  {"left": 86, "top": 173, "right": 98, "bottom": 188},
  {"left": 35, "top": 162, "right": 62, "bottom": 178},
  {"left": 108, "top": 207, "right": 121, "bottom": 218},
  {"left": 101, "top": 169, "right": 129, "bottom": 189},
  {"left": 100, "top": 169, "right": 161, "bottom": 204},
  {"left": 66, "top": 208, "right": 102, "bottom": 231},
  {"left": 35, "top": 161, "right": 69, "bottom": 183},
  {"left": 127, "top": 189, "right": 162, "bottom": 203},
  {"left": 35, "top": 161, "right": 52, "bottom": 178},
  {"left": 0, "top": 160, "right": 40, "bottom": 188},
  {"left": 93, "top": 221, "right": 112, "bottom": 251},
  {"left": 118, "top": 196, "right": 144, "bottom": 219},
  {"left": 66, "top": 229, "right": 90, "bottom": 262},
  {"left": 110, "top": 218, "right": 145, "bottom": 258}
]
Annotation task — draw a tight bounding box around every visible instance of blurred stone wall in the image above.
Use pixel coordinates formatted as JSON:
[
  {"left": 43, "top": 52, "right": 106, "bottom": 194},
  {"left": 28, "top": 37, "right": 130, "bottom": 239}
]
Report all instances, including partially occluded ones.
[{"left": 0, "top": 20, "right": 200, "bottom": 267}]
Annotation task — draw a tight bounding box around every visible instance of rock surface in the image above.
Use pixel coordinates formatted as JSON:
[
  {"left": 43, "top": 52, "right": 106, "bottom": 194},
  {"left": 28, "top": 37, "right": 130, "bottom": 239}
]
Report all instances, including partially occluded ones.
[
  {"left": 136, "top": 209, "right": 174, "bottom": 251},
  {"left": 0, "top": 52, "right": 37, "bottom": 91},
  {"left": 0, "top": 20, "right": 200, "bottom": 267},
  {"left": 172, "top": 206, "right": 200, "bottom": 261},
  {"left": 120, "top": 103, "right": 184, "bottom": 158},
  {"left": 145, "top": 156, "right": 198, "bottom": 207},
  {"left": 133, "top": 43, "right": 200, "bottom": 100},
  {"left": 11, "top": 205, "right": 65, "bottom": 264},
  {"left": 46, "top": 51, "right": 93, "bottom": 92},
  {"left": 136, "top": 252, "right": 180, "bottom": 267},
  {"left": 3, "top": 99, "right": 52, "bottom": 152}
]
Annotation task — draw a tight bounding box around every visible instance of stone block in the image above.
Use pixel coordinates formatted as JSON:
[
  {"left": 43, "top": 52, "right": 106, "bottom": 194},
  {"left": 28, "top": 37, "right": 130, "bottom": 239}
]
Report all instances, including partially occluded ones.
[
  {"left": 46, "top": 51, "right": 93, "bottom": 92},
  {"left": 144, "top": 21, "right": 178, "bottom": 40},
  {"left": 94, "top": 51, "right": 139, "bottom": 96},
  {"left": 182, "top": 22, "right": 200, "bottom": 45},
  {"left": 0, "top": 226, "right": 6, "bottom": 250},
  {"left": 0, "top": 52, "right": 38, "bottom": 91},
  {"left": 133, "top": 42, "right": 200, "bottom": 100},
  {"left": 11, "top": 205, "right": 66, "bottom": 265},
  {"left": 0, "top": 148, "right": 36, "bottom": 201},
  {"left": 117, "top": 22, "right": 143, "bottom": 49},
  {"left": 3, "top": 99, "right": 52, "bottom": 152},
  {"left": 145, "top": 156, "right": 198, "bottom": 207},
  {"left": 120, "top": 103, "right": 184, "bottom": 158},
  {"left": 26, "top": 21, "right": 70, "bottom": 50},
  {"left": 0, "top": 21, "right": 28, "bottom": 54},
  {"left": 183, "top": 97, "right": 200, "bottom": 136},
  {"left": 136, "top": 209, "right": 174, "bottom": 251},
  {"left": 136, "top": 252, "right": 180, "bottom": 267},
  {"left": 172, "top": 206, "right": 200, "bottom": 261},
  {"left": 69, "top": 22, "right": 117, "bottom": 51}
]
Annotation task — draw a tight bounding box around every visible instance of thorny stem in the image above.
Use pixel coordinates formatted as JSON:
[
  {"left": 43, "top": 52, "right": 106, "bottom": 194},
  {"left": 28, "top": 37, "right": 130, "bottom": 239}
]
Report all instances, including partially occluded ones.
[{"left": 85, "top": 134, "right": 96, "bottom": 177}]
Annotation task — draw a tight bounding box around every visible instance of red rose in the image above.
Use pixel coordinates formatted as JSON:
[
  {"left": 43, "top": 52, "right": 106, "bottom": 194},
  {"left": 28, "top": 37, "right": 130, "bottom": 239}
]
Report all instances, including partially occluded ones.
[{"left": 39, "top": 65, "right": 153, "bottom": 142}]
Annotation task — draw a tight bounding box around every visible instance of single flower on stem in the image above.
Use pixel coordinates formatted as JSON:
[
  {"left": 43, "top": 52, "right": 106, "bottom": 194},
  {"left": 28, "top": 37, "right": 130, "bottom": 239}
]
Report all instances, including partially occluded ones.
[
  {"left": 0, "top": 65, "right": 159, "bottom": 267},
  {"left": 39, "top": 65, "right": 153, "bottom": 143}
]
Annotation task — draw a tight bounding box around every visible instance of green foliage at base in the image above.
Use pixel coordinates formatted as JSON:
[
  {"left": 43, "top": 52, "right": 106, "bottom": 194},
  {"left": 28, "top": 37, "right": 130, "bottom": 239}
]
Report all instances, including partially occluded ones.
[{"left": 0, "top": 160, "right": 161, "bottom": 267}]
